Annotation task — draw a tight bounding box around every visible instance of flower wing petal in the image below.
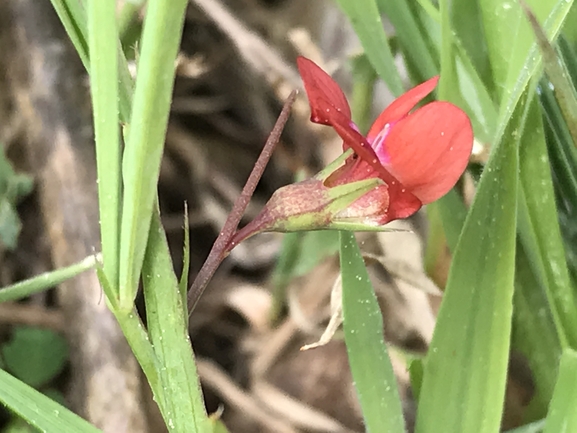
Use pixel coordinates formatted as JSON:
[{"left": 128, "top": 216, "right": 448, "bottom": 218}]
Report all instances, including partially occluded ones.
[
  {"left": 297, "top": 56, "right": 351, "bottom": 123},
  {"left": 367, "top": 76, "right": 439, "bottom": 142},
  {"left": 381, "top": 101, "right": 473, "bottom": 204}
]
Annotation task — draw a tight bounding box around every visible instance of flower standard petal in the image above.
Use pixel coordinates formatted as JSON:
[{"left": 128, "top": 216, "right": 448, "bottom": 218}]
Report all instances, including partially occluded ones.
[
  {"left": 367, "top": 76, "right": 439, "bottom": 142},
  {"left": 379, "top": 101, "right": 474, "bottom": 204}
]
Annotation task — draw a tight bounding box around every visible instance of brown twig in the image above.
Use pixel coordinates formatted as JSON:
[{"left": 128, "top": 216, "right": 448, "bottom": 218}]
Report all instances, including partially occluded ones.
[
  {"left": 187, "top": 90, "right": 297, "bottom": 314},
  {"left": 0, "top": 303, "right": 65, "bottom": 332}
]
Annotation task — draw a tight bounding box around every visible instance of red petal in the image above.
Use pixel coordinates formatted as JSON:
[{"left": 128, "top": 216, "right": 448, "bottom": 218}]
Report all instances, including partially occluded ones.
[
  {"left": 296, "top": 57, "right": 398, "bottom": 194},
  {"left": 367, "top": 76, "right": 439, "bottom": 142},
  {"left": 297, "top": 56, "right": 351, "bottom": 123},
  {"left": 381, "top": 101, "right": 473, "bottom": 204}
]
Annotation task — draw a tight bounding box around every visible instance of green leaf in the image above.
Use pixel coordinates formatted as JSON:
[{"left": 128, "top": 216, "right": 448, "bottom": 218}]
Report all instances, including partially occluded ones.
[
  {"left": 179, "top": 204, "right": 190, "bottom": 320},
  {"left": 210, "top": 419, "right": 230, "bottom": 433},
  {"left": 376, "top": 0, "right": 439, "bottom": 81},
  {"left": 517, "top": 97, "right": 577, "bottom": 349},
  {"left": 2, "top": 327, "right": 68, "bottom": 389},
  {"left": 50, "top": 0, "right": 134, "bottom": 123},
  {"left": 493, "top": 0, "right": 572, "bottom": 115},
  {"left": 505, "top": 419, "right": 545, "bottom": 433},
  {"left": 350, "top": 53, "right": 379, "bottom": 133},
  {"left": 0, "top": 255, "right": 100, "bottom": 303},
  {"left": 88, "top": 0, "right": 122, "bottom": 291},
  {"left": 334, "top": 0, "right": 404, "bottom": 96},
  {"left": 415, "top": 86, "right": 527, "bottom": 433},
  {"left": 0, "top": 368, "right": 101, "bottom": 433},
  {"left": 340, "top": 231, "right": 405, "bottom": 433},
  {"left": 449, "top": 0, "right": 494, "bottom": 94},
  {"left": 512, "top": 242, "right": 561, "bottom": 421},
  {"left": 118, "top": 0, "right": 189, "bottom": 310},
  {"left": 522, "top": 3, "right": 577, "bottom": 147},
  {"left": 142, "top": 207, "right": 209, "bottom": 432},
  {"left": 540, "top": 51, "right": 577, "bottom": 288},
  {"left": 49, "top": 0, "right": 89, "bottom": 69},
  {"left": 434, "top": 188, "right": 468, "bottom": 252},
  {"left": 479, "top": 0, "right": 552, "bottom": 102},
  {"left": 543, "top": 349, "right": 577, "bottom": 433}
]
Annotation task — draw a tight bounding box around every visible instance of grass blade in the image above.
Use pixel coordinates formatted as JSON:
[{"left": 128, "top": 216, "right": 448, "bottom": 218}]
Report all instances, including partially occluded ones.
[
  {"left": 0, "top": 368, "right": 101, "bottom": 433},
  {"left": 376, "top": 0, "right": 439, "bottom": 81},
  {"left": 340, "top": 230, "right": 405, "bottom": 433},
  {"left": 512, "top": 242, "right": 562, "bottom": 421},
  {"left": 543, "top": 349, "right": 577, "bottom": 433},
  {"left": 415, "top": 87, "right": 528, "bottom": 433},
  {"left": 118, "top": 0, "right": 189, "bottom": 310},
  {"left": 334, "top": 0, "right": 404, "bottom": 96},
  {"left": 143, "top": 207, "right": 209, "bottom": 432},
  {"left": 88, "top": 0, "right": 121, "bottom": 293},
  {"left": 522, "top": 2, "right": 577, "bottom": 146},
  {"left": 0, "top": 254, "right": 100, "bottom": 303},
  {"left": 517, "top": 98, "right": 577, "bottom": 349},
  {"left": 50, "top": 0, "right": 89, "bottom": 69}
]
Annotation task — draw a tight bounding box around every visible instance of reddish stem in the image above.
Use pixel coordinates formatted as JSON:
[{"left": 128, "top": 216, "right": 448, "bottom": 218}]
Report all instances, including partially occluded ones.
[{"left": 187, "top": 90, "right": 297, "bottom": 314}]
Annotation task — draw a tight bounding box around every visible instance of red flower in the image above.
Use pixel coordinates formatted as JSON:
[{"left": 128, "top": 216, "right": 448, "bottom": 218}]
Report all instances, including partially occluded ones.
[
  {"left": 225, "top": 58, "right": 473, "bottom": 251},
  {"left": 297, "top": 56, "right": 473, "bottom": 224}
]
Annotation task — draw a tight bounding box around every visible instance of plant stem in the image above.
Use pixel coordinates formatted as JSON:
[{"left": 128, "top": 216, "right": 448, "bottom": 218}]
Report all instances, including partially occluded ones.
[{"left": 186, "top": 90, "right": 297, "bottom": 314}]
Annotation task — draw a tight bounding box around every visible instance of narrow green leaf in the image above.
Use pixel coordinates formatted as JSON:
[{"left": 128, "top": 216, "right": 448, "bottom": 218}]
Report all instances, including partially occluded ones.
[
  {"left": 142, "top": 207, "right": 209, "bottom": 432},
  {"left": 435, "top": 189, "right": 468, "bottom": 252},
  {"left": 0, "top": 254, "right": 100, "bottom": 303},
  {"left": 118, "top": 0, "right": 189, "bottom": 310},
  {"left": 540, "top": 76, "right": 577, "bottom": 286},
  {"left": 50, "top": 0, "right": 134, "bottom": 124},
  {"left": 118, "top": 0, "right": 145, "bottom": 45},
  {"left": 512, "top": 242, "right": 561, "bottom": 421},
  {"left": 179, "top": 203, "right": 190, "bottom": 320},
  {"left": 517, "top": 98, "right": 577, "bottom": 348},
  {"left": 96, "top": 267, "right": 162, "bottom": 395},
  {"left": 376, "top": 0, "right": 439, "bottom": 81},
  {"left": 415, "top": 88, "right": 527, "bottom": 433},
  {"left": 449, "top": 0, "right": 494, "bottom": 94},
  {"left": 350, "top": 53, "right": 378, "bottom": 133},
  {"left": 334, "top": 0, "right": 404, "bottom": 96},
  {"left": 270, "top": 231, "right": 302, "bottom": 320},
  {"left": 543, "top": 349, "right": 577, "bottom": 433},
  {"left": 0, "top": 368, "right": 101, "bottom": 433},
  {"left": 452, "top": 38, "right": 498, "bottom": 141},
  {"left": 88, "top": 0, "right": 121, "bottom": 292},
  {"left": 479, "top": 0, "right": 551, "bottom": 101},
  {"left": 210, "top": 419, "right": 230, "bottom": 433},
  {"left": 340, "top": 231, "right": 405, "bottom": 433},
  {"left": 539, "top": 79, "right": 577, "bottom": 203},
  {"left": 505, "top": 419, "right": 546, "bottom": 433},
  {"left": 493, "top": 0, "right": 573, "bottom": 119},
  {"left": 49, "top": 0, "right": 89, "bottom": 69},
  {"left": 522, "top": 2, "right": 577, "bottom": 147}
]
